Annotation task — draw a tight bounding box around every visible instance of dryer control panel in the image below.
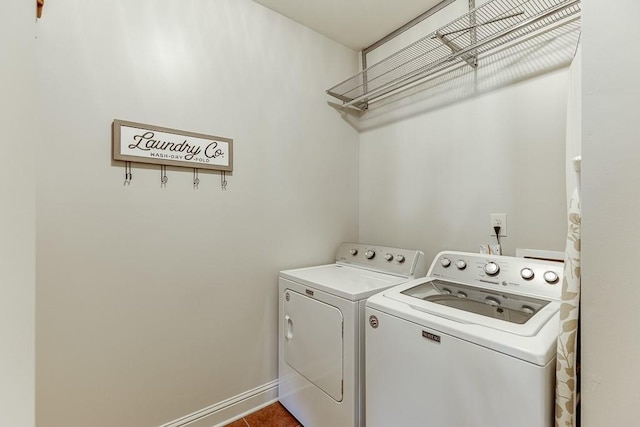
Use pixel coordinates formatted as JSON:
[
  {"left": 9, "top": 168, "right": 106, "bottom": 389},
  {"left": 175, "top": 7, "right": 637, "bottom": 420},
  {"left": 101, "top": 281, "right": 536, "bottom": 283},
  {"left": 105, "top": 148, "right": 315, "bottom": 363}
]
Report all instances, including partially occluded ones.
[
  {"left": 336, "top": 242, "right": 426, "bottom": 279},
  {"left": 428, "top": 251, "right": 563, "bottom": 301}
]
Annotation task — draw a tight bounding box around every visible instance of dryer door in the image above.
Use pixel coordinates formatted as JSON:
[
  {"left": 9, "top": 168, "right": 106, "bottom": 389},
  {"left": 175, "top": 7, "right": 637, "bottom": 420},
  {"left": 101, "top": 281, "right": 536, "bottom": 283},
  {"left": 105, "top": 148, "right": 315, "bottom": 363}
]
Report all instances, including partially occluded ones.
[{"left": 283, "top": 289, "right": 344, "bottom": 402}]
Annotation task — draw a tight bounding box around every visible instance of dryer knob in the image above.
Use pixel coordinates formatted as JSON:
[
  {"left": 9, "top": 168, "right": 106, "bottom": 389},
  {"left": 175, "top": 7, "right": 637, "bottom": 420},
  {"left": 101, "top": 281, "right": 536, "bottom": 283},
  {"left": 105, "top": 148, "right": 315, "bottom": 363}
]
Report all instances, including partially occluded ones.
[
  {"left": 543, "top": 270, "right": 559, "bottom": 284},
  {"left": 440, "top": 258, "right": 451, "bottom": 267},
  {"left": 395, "top": 254, "right": 405, "bottom": 263},
  {"left": 455, "top": 260, "right": 467, "bottom": 270},
  {"left": 484, "top": 261, "right": 500, "bottom": 276},
  {"left": 365, "top": 249, "right": 376, "bottom": 259},
  {"left": 384, "top": 253, "right": 393, "bottom": 261},
  {"left": 349, "top": 249, "right": 358, "bottom": 256}
]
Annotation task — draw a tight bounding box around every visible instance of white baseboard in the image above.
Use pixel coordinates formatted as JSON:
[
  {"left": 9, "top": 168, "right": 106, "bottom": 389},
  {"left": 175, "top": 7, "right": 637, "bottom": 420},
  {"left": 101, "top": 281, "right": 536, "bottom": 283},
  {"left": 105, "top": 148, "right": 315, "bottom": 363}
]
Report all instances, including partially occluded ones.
[{"left": 157, "top": 380, "right": 279, "bottom": 427}]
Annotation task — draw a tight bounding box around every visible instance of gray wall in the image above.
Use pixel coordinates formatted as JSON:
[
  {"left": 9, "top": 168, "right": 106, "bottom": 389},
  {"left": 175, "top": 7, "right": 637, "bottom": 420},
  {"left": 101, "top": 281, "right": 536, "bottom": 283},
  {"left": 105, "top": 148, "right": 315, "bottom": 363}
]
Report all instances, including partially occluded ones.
[
  {"left": 581, "top": 1, "right": 640, "bottom": 424},
  {"left": 27, "top": 0, "right": 615, "bottom": 426},
  {"left": 0, "top": 1, "right": 36, "bottom": 427},
  {"left": 357, "top": 0, "right": 573, "bottom": 262},
  {"left": 358, "top": 69, "right": 569, "bottom": 263},
  {"left": 35, "top": 1, "right": 358, "bottom": 426}
]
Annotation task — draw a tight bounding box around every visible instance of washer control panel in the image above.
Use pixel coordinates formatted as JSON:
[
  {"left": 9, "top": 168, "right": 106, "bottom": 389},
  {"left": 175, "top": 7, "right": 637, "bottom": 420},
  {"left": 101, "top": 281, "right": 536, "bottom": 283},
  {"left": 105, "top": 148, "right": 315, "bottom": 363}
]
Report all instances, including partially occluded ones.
[
  {"left": 336, "top": 242, "right": 426, "bottom": 278},
  {"left": 428, "top": 251, "right": 563, "bottom": 300}
]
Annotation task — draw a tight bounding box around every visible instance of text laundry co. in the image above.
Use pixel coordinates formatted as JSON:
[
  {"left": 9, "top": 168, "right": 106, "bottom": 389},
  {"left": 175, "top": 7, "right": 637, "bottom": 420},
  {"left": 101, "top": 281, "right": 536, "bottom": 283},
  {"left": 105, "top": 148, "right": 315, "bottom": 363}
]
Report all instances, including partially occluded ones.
[{"left": 127, "top": 131, "right": 224, "bottom": 161}]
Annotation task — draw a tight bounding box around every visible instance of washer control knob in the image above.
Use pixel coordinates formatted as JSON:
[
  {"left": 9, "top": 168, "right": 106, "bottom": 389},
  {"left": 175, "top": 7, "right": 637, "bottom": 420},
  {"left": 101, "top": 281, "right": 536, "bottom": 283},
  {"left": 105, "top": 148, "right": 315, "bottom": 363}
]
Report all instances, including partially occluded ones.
[
  {"left": 349, "top": 249, "right": 358, "bottom": 256},
  {"left": 521, "top": 268, "right": 535, "bottom": 280},
  {"left": 457, "top": 291, "right": 468, "bottom": 298},
  {"left": 543, "top": 270, "right": 559, "bottom": 284},
  {"left": 395, "top": 254, "right": 405, "bottom": 263},
  {"left": 440, "top": 258, "right": 451, "bottom": 267},
  {"left": 384, "top": 253, "right": 393, "bottom": 261},
  {"left": 442, "top": 288, "right": 452, "bottom": 295},
  {"left": 455, "top": 260, "right": 467, "bottom": 270},
  {"left": 365, "top": 249, "right": 376, "bottom": 259},
  {"left": 484, "top": 261, "right": 500, "bottom": 276}
]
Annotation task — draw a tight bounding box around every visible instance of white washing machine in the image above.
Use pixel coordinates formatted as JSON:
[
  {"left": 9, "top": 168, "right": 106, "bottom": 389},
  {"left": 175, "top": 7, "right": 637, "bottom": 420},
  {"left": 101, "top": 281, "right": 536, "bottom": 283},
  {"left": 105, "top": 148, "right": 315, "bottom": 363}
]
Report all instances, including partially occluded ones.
[
  {"left": 366, "top": 251, "right": 563, "bottom": 427},
  {"left": 279, "top": 242, "right": 425, "bottom": 427}
]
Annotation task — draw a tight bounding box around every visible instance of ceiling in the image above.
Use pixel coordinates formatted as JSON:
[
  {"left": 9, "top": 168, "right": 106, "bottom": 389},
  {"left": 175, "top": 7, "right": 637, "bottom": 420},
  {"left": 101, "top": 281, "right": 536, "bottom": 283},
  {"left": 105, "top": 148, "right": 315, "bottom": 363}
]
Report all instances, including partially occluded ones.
[{"left": 252, "top": 0, "right": 446, "bottom": 51}]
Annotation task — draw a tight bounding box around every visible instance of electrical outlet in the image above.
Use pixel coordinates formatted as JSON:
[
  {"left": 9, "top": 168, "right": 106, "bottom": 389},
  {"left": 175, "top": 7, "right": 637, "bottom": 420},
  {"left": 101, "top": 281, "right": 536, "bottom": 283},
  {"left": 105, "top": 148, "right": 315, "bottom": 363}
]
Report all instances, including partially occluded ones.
[{"left": 490, "top": 213, "right": 507, "bottom": 237}]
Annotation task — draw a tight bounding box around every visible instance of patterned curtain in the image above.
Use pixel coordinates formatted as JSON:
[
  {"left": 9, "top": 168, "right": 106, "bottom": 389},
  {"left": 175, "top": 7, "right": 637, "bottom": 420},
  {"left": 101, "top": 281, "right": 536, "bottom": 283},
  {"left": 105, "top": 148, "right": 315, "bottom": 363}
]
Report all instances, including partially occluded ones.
[{"left": 555, "top": 188, "right": 581, "bottom": 426}]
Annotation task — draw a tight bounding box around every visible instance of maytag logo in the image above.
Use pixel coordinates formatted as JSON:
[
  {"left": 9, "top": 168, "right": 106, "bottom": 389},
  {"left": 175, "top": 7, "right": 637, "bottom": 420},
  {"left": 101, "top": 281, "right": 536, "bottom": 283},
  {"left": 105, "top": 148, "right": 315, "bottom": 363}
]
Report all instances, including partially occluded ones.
[{"left": 422, "top": 330, "right": 441, "bottom": 343}]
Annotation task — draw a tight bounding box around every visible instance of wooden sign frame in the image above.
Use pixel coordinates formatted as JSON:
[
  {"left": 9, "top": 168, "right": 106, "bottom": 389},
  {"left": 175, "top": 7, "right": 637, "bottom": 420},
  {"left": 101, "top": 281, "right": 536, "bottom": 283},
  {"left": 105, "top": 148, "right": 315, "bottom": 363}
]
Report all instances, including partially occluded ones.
[{"left": 112, "top": 119, "right": 233, "bottom": 172}]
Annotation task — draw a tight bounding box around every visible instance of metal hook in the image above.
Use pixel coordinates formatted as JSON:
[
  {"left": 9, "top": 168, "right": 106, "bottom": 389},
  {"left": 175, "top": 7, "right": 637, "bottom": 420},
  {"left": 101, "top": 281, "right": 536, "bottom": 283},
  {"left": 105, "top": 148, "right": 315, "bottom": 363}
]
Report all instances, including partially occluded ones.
[
  {"left": 193, "top": 168, "right": 200, "bottom": 189},
  {"left": 124, "top": 162, "right": 132, "bottom": 185},
  {"left": 221, "top": 171, "right": 227, "bottom": 191},
  {"left": 161, "top": 165, "right": 168, "bottom": 187}
]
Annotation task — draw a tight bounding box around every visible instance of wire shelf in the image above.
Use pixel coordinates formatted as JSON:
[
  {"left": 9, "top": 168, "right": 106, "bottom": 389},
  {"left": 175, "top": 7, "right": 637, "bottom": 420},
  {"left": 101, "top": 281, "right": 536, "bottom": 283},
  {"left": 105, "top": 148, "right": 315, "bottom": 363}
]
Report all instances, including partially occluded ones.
[{"left": 326, "top": 0, "right": 581, "bottom": 111}]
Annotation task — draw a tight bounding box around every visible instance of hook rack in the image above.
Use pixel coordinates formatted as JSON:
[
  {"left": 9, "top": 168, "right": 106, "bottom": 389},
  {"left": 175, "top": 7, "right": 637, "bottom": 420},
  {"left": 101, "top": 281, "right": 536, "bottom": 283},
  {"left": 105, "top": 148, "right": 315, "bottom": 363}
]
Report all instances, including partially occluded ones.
[{"left": 120, "top": 162, "right": 231, "bottom": 191}]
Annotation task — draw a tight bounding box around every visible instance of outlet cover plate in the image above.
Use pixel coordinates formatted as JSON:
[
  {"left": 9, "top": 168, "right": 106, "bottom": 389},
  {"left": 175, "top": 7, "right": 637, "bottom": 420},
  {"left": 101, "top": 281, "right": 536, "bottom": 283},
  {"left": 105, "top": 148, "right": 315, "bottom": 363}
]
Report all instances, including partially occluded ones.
[{"left": 490, "top": 213, "right": 507, "bottom": 237}]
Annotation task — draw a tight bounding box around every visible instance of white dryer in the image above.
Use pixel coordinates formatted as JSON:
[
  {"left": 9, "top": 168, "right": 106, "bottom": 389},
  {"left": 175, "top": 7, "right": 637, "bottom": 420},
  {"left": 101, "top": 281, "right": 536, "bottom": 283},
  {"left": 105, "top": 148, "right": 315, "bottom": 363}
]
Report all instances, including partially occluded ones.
[
  {"left": 279, "top": 243, "right": 425, "bottom": 427},
  {"left": 366, "top": 251, "right": 563, "bottom": 427}
]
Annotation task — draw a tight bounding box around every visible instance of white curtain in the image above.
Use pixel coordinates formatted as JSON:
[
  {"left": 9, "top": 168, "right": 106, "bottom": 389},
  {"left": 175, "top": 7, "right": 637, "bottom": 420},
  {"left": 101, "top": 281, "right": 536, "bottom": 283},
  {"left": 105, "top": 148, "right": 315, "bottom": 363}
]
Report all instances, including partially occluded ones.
[
  {"left": 565, "top": 45, "right": 582, "bottom": 204},
  {"left": 555, "top": 188, "right": 581, "bottom": 426},
  {"left": 555, "top": 44, "right": 581, "bottom": 427}
]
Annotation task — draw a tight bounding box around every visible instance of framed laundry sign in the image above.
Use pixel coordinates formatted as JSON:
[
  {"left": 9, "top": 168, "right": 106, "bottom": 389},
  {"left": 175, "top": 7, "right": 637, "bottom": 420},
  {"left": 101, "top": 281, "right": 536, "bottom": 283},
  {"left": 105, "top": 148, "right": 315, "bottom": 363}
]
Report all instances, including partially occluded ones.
[{"left": 112, "top": 119, "right": 233, "bottom": 171}]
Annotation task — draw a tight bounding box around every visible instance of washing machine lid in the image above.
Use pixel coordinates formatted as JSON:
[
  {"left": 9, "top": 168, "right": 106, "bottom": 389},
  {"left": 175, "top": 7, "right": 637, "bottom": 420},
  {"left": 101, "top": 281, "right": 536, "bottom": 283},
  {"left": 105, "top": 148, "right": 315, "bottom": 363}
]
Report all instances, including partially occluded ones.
[
  {"left": 382, "top": 278, "right": 560, "bottom": 337},
  {"left": 280, "top": 264, "right": 407, "bottom": 301}
]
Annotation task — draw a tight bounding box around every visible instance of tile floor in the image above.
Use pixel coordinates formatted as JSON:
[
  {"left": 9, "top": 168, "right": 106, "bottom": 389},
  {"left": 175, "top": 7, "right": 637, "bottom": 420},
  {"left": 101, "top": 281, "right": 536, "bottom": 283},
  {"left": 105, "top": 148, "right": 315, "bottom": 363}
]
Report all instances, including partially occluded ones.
[{"left": 223, "top": 402, "right": 301, "bottom": 427}]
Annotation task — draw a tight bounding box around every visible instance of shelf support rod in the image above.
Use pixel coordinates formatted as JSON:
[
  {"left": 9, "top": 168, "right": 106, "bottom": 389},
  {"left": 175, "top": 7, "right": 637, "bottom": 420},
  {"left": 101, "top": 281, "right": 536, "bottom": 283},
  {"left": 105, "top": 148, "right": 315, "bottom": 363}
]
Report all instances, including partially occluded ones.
[
  {"left": 340, "top": 0, "right": 580, "bottom": 110},
  {"left": 434, "top": 32, "right": 477, "bottom": 69},
  {"left": 469, "top": 0, "right": 478, "bottom": 67}
]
